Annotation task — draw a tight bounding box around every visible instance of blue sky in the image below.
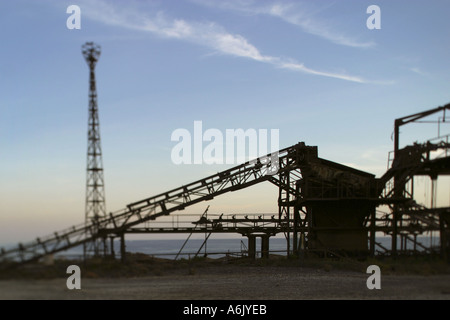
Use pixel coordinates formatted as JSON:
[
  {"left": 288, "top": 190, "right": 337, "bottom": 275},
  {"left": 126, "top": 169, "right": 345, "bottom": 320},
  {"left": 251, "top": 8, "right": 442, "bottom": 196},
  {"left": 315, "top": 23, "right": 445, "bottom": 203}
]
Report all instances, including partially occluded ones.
[{"left": 0, "top": 0, "right": 449, "bottom": 243}]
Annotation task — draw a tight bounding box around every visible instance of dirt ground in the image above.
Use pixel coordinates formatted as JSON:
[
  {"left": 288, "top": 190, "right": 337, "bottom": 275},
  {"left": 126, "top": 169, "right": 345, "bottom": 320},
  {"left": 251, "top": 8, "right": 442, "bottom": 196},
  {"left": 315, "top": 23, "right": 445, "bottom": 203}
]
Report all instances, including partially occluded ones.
[{"left": 1, "top": 264, "right": 450, "bottom": 300}]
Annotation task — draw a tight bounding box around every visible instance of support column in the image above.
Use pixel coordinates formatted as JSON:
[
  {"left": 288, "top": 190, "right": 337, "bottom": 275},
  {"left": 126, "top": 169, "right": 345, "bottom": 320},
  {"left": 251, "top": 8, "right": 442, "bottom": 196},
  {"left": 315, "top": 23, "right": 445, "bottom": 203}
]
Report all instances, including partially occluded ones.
[
  {"left": 414, "top": 234, "right": 417, "bottom": 253},
  {"left": 299, "top": 232, "right": 305, "bottom": 259},
  {"left": 293, "top": 209, "right": 299, "bottom": 255},
  {"left": 370, "top": 207, "right": 376, "bottom": 256},
  {"left": 247, "top": 235, "right": 256, "bottom": 260},
  {"left": 261, "top": 235, "right": 270, "bottom": 259},
  {"left": 110, "top": 236, "right": 115, "bottom": 259},
  {"left": 120, "top": 233, "right": 126, "bottom": 263}
]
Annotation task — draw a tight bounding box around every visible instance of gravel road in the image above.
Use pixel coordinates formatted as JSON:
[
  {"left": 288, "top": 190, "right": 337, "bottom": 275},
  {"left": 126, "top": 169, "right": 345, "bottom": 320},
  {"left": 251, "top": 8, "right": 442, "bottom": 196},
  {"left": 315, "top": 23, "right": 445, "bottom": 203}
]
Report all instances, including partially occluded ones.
[{"left": 1, "top": 265, "right": 449, "bottom": 300}]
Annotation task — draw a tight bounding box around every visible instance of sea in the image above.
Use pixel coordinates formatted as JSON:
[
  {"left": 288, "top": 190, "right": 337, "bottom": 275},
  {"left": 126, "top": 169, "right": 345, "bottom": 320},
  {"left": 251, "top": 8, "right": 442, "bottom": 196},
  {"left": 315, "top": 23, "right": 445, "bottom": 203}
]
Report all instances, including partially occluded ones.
[
  {"left": 1, "top": 235, "right": 440, "bottom": 261},
  {"left": 58, "top": 237, "right": 290, "bottom": 260}
]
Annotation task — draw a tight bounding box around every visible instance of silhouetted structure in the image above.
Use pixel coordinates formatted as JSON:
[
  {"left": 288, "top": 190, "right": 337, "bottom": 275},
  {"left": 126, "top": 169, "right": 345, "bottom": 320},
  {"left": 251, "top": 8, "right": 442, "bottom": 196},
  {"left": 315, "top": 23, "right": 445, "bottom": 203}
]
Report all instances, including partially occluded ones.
[
  {"left": 82, "top": 42, "right": 106, "bottom": 257},
  {"left": 381, "top": 105, "right": 450, "bottom": 258},
  {"left": 0, "top": 50, "right": 449, "bottom": 269}
]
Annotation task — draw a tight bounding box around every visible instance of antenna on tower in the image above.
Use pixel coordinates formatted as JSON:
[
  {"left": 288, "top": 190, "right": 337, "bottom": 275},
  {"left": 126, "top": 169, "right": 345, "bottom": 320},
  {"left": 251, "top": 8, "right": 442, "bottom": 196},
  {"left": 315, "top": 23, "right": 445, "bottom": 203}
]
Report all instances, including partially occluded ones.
[{"left": 82, "top": 42, "right": 106, "bottom": 257}]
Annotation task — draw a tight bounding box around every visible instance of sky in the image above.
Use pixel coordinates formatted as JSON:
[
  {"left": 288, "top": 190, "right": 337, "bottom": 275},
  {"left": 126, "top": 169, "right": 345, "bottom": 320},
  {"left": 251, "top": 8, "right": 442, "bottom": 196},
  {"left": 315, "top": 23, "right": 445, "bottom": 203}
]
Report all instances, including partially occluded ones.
[{"left": 0, "top": 0, "right": 449, "bottom": 244}]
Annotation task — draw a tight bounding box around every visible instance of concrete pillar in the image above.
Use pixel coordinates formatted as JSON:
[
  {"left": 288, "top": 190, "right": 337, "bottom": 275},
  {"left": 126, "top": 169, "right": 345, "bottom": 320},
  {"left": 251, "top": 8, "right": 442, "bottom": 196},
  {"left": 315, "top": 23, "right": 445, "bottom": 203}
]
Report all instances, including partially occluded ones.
[
  {"left": 110, "top": 236, "right": 115, "bottom": 259},
  {"left": 299, "top": 232, "right": 305, "bottom": 259},
  {"left": 248, "top": 235, "right": 256, "bottom": 259},
  {"left": 261, "top": 235, "right": 270, "bottom": 259},
  {"left": 120, "top": 233, "right": 126, "bottom": 263}
]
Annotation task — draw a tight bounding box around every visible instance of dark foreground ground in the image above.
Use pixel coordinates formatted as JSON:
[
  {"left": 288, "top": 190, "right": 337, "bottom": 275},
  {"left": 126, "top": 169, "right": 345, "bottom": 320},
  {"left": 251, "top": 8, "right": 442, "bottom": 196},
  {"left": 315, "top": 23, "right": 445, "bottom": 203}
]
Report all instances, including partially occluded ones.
[{"left": 1, "top": 254, "right": 449, "bottom": 300}]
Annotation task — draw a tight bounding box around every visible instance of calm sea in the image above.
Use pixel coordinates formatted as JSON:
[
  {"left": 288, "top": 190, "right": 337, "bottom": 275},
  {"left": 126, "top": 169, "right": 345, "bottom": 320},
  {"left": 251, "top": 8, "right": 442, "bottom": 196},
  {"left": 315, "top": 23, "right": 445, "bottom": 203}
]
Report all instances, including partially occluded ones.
[
  {"left": 2, "top": 235, "right": 440, "bottom": 260},
  {"left": 57, "top": 237, "right": 290, "bottom": 260}
]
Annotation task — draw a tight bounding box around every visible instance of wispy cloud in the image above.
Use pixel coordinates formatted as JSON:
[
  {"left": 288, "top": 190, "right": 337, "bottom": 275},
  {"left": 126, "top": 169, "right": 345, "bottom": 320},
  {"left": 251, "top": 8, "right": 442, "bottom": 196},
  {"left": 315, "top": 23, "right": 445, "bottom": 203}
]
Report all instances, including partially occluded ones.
[
  {"left": 277, "top": 62, "right": 365, "bottom": 83},
  {"left": 79, "top": 0, "right": 369, "bottom": 83},
  {"left": 190, "top": 0, "right": 375, "bottom": 48},
  {"left": 410, "top": 67, "right": 429, "bottom": 77},
  {"left": 81, "top": 2, "right": 274, "bottom": 62}
]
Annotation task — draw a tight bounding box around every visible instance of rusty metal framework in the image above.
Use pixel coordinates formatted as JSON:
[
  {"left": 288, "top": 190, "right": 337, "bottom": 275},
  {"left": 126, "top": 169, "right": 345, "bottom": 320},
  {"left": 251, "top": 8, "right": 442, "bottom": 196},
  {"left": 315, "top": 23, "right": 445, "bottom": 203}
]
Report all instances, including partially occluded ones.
[
  {"left": 1, "top": 91, "right": 449, "bottom": 270},
  {"left": 375, "top": 104, "right": 450, "bottom": 257},
  {"left": 2, "top": 42, "right": 449, "bottom": 267}
]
